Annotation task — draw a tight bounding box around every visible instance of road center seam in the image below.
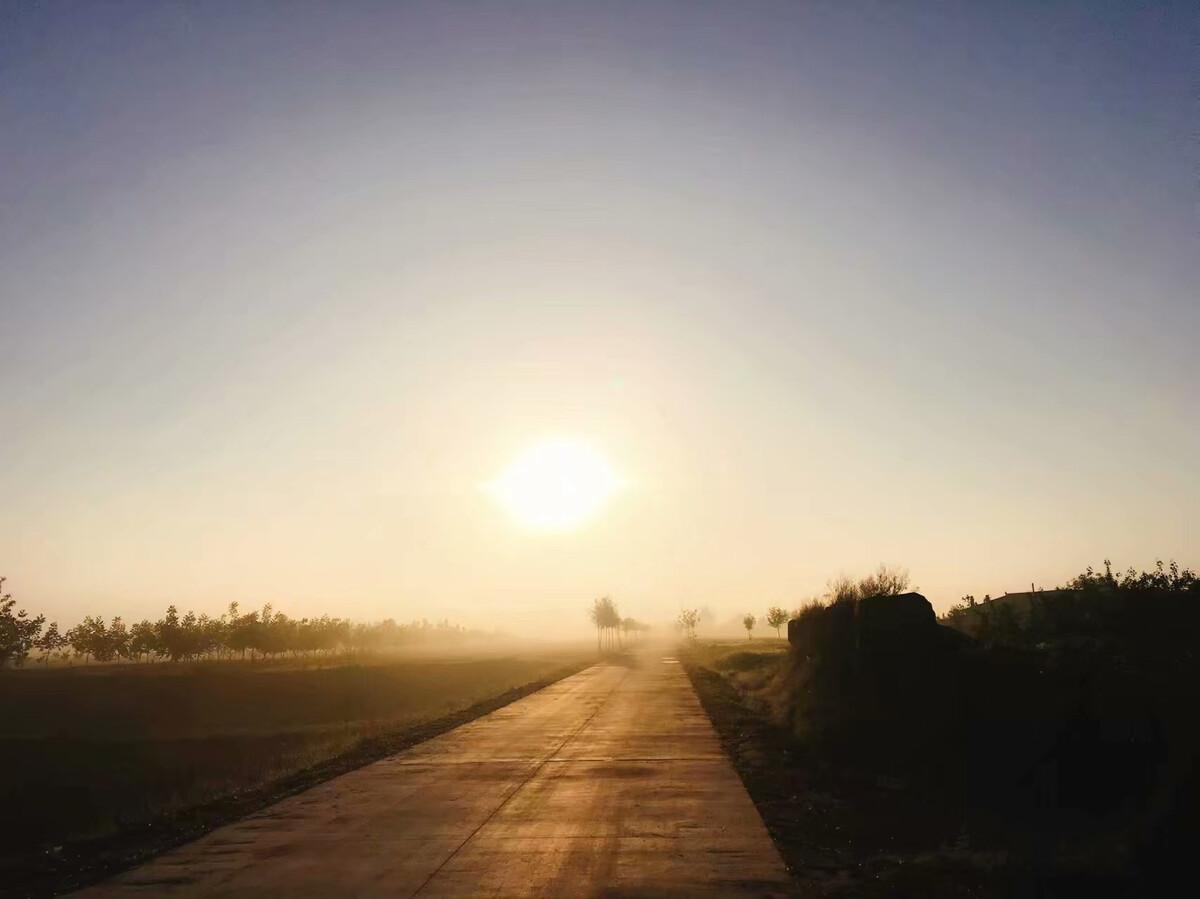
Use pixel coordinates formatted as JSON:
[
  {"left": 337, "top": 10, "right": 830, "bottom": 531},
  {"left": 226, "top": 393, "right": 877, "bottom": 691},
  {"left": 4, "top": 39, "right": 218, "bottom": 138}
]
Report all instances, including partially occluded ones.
[{"left": 407, "top": 665, "right": 631, "bottom": 898}]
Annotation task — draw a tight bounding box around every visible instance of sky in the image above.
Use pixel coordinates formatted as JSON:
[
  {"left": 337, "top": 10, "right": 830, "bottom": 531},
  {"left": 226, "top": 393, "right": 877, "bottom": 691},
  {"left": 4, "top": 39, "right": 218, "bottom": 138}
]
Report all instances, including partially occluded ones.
[{"left": 2, "top": 1, "right": 1196, "bottom": 632}]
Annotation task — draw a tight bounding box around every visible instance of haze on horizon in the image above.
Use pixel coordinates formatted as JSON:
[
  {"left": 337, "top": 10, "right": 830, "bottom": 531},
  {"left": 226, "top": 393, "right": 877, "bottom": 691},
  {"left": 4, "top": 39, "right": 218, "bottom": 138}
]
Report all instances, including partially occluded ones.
[{"left": 2, "top": 1, "right": 1196, "bottom": 635}]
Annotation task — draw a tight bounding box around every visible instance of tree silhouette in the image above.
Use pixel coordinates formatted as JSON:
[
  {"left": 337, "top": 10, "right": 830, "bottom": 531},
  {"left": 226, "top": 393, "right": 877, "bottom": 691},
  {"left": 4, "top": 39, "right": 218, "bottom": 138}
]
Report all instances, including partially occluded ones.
[
  {"left": 155, "top": 605, "right": 187, "bottom": 661},
  {"left": 592, "top": 596, "right": 621, "bottom": 650},
  {"left": 589, "top": 597, "right": 605, "bottom": 651},
  {"left": 677, "top": 608, "right": 699, "bottom": 640},
  {"left": 107, "top": 617, "right": 130, "bottom": 661},
  {"left": 742, "top": 613, "right": 756, "bottom": 640},
  {"left": 0, "top": 578, "right": 46, "bottom": 667},
  {"left": 129, "top": 620, "right": 156, "bottom": 662},
  {"left": 765, "top": 606, "right": 788, "bottom": 638},
  {"left": 7, "top": 593, "right": 510, "bottom": 667},
  {"left": 35, "top": 621, "right": 64, "bottom": 664}
]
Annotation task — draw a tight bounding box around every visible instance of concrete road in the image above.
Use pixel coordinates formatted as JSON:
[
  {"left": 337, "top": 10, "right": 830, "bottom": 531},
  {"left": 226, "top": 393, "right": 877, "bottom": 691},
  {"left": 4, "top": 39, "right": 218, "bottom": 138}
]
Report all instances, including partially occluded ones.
[{"left": 78, "top": 649, "right": 793, "bottom": 898}]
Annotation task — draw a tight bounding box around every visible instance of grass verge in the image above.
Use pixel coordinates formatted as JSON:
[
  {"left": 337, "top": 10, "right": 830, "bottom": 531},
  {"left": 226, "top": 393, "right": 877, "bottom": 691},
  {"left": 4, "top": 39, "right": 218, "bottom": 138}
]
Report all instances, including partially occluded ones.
[
  {"left": 684, "top": 642, "right": 1019, "bottom": 898},
  {"left": 684, "top": 638, "right": 1187, "bottom": 898}
]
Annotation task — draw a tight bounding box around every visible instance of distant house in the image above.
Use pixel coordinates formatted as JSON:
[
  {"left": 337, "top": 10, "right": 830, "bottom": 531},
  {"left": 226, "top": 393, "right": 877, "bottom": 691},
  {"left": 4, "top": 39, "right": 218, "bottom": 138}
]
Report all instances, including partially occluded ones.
[
  {"left": 942, "top": 588, "right": 1074, "bottom": 639},
  {"left": 981, "top": 589, "right": 1071, "bottom": 627}
]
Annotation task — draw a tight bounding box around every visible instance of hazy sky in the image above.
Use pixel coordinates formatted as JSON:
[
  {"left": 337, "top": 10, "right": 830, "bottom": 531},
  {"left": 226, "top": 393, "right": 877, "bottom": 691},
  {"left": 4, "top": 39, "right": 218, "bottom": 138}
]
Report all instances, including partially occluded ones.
[{"left": 2, "top": 1, "right": 1196, "bottom": 631}]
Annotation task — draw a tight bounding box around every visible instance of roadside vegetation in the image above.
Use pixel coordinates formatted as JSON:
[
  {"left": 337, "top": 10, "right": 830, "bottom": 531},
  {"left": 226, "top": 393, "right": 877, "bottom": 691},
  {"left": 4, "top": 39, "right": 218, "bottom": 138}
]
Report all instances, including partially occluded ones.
[
  {"left": 684, "top": 561, "right": 1198, "bottom": 898},
  {"left": 942, "top": 558, "right": 1198, "bottom": 650},
  {"left": 741, "top": 613, "right": 757, "bottom": 639}
]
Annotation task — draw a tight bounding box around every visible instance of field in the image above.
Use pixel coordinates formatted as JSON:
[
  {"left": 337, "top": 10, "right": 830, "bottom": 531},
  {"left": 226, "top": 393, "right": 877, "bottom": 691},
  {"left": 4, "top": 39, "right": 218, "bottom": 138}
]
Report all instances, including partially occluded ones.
[{"left": 2, "top": 645, "right": 592, "bottom": 894}]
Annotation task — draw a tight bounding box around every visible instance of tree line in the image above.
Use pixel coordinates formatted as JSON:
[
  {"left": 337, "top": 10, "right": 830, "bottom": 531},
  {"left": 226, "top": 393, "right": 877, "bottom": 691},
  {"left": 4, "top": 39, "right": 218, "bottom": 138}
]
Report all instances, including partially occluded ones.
[
  {"left": 587, "top": 596, "right": 648, "bottom": 651},
  {"left": 0, "top": 578, "right": 480, "bottom": 667}
]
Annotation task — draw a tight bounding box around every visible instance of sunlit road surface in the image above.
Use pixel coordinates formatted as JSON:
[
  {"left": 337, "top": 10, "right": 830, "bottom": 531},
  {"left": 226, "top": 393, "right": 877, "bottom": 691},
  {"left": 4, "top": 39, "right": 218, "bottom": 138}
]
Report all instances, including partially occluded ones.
[{"left": 78, "top": 647, "right": 793, "bottom": 898}]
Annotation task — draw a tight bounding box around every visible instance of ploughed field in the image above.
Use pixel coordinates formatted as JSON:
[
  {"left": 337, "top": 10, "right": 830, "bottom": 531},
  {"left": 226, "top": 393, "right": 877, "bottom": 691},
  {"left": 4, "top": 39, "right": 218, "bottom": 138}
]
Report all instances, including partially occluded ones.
[{"left": 1, "top": 647, "right": 591, "bottom": 888}]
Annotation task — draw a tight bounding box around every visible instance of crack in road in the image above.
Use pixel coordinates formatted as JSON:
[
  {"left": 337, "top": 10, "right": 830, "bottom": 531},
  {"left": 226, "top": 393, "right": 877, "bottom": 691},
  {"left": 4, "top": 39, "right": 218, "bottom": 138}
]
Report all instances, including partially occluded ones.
[{"left": 407, "top": 665, "right": 632, "bottom": 898}]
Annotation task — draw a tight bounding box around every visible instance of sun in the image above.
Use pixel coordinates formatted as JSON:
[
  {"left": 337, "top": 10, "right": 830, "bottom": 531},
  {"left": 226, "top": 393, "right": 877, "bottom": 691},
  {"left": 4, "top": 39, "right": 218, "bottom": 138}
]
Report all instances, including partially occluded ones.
[{"left": 489, "top": 438, "right": 620, "bottom": 531}]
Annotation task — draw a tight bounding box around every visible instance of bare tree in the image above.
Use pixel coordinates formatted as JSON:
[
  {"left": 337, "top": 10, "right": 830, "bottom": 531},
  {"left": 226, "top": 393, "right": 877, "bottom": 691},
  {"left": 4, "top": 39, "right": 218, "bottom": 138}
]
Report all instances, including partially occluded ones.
[
  {"left": 589, "top": 596, "right": 622, "bottom": 652},
  {"left": 677, "top": 609, "right": 700, "bottom": 640},
  {"left": 600, "top": 597, "right": 621, "bottom": 650},
  {"left": 588, "top": 597, "right": 604, "bottom": 651}
]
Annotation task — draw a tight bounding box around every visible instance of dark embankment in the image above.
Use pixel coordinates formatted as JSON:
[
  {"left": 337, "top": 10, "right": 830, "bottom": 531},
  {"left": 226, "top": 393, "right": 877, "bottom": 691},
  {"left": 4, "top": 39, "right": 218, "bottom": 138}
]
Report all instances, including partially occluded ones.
[{"left": 688, "top": 587, "right": 1198, "bottom": 898}]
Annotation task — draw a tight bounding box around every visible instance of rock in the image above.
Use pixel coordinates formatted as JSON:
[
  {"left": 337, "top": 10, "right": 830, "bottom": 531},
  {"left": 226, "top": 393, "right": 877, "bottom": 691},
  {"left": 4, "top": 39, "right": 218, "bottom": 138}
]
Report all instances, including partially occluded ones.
[
  {"left": 856, "top": 592, "right": 938, "bottom": 657},
  {"left": 787, "top": 592, "right": 940, "bottom": 656}
]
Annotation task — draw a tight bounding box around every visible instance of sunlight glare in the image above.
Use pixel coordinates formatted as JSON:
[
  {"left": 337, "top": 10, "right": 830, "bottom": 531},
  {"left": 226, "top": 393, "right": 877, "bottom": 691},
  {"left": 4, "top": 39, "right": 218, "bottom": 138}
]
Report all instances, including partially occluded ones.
[{"left": 489, "top": 438, "right": 620, "bottom": 532}]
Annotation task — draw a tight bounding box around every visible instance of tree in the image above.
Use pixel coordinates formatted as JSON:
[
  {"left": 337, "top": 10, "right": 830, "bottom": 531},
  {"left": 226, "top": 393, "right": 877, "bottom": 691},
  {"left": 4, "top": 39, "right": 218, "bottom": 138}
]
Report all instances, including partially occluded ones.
[
  {"left": 70, "top": 615, "right": 119, "bottom": 662},
  {"left": 588, "top": 596, "right": 622, "bottom": 651},
  {"left": 765, "top": 606, "right": 788, "bottom": 638},
  {"left": 104, "top": 616, "right": 130, "bottom": 662},
  {"left": 226, "top": 606, "right": 260, "bottom": 660},
  {"left": 67, "top": 617, "right": 102, "bottom": 663},
  {"left": 589, "top": 599, "right": 604, "bottom": 650},
  {"left": 35, "top": 621, "right": 65, "bottom": 664},
  {"left": 1, "top": 578, "right": 46, "bottom": 667},
  {"left": 677, "top": 609, "right": 699, "bottom": 640},
  {"left": 155, "top": 605, "right": 188, "bottom": 661},
  {"left": 128, "top": 620, "right": 157, "bottom": 662},
  {"left": 600, "top": 597, "right": 621, "bottom": 650},
  {"left": 742, "top": 613, "right": 756, "bottom": 639}
]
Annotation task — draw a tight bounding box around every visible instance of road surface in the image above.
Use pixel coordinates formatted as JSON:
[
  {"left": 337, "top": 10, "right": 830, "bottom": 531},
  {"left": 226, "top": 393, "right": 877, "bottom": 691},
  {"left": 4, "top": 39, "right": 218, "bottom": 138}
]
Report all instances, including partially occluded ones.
[{"left": 78, "top": 648, "right": 793, "bottom": 898}]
